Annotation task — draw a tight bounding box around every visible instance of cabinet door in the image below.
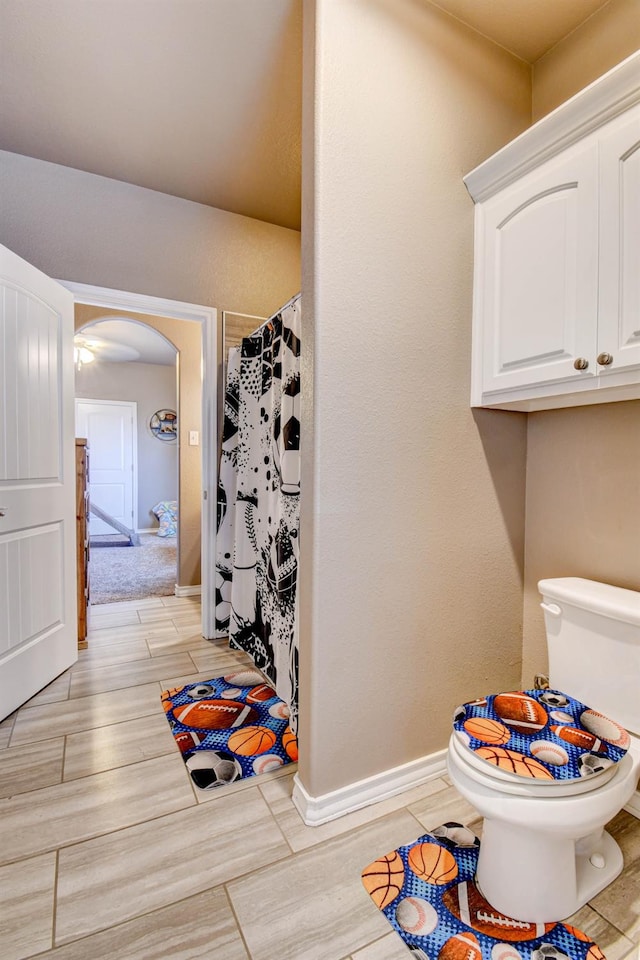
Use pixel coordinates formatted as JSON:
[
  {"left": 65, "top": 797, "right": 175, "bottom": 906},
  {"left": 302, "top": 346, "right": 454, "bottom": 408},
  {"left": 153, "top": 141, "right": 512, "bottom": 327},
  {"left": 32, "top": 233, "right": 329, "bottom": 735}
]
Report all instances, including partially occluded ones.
[
  {"left": 477, "top": 142, "right": 599, "bottom": 398},
  {"left": 598, "top": 103, "right": 640, "bottom": 375}
]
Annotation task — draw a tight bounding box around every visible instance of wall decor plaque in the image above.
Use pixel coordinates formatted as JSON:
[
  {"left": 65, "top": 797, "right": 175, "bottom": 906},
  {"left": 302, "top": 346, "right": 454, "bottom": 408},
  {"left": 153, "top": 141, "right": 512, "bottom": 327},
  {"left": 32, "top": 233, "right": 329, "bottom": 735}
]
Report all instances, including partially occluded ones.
[{"left": 150, "top": 409, "right": 177, "bottom": 441}]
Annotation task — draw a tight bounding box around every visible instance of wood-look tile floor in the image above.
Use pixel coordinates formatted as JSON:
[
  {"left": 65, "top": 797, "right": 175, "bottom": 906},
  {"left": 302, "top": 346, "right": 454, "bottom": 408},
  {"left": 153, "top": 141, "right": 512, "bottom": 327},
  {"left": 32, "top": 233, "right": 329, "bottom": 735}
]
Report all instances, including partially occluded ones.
[{"left": 1, "top": 596, "right": 639, "bottom": 960}]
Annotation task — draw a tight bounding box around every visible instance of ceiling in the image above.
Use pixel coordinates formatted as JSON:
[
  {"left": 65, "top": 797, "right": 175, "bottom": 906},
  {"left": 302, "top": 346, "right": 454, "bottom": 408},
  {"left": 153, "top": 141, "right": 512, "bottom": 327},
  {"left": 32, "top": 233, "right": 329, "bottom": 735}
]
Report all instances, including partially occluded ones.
[
  {"left": 430, "top": 0, "right": 612, "bottom": 63},
  {"left": 76, "top": 319, "right": 177, "bottom": 366},
  {"left": 0, "top": 0, "right": 303, "bottom": 231},
  {"left": 0, "top": 0, "right": 611, "bottom": 235}
]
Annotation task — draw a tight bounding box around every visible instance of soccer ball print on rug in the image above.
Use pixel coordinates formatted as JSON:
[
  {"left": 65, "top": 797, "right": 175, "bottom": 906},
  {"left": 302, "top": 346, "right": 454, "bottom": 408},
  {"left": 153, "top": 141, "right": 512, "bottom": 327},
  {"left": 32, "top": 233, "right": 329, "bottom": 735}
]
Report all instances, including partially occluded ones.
[
  {"left": 361, "top": 822, "right": 606, "bottom": 960},
  {"left": 161, "top": 669, "right": 298, "bottom": 790}
]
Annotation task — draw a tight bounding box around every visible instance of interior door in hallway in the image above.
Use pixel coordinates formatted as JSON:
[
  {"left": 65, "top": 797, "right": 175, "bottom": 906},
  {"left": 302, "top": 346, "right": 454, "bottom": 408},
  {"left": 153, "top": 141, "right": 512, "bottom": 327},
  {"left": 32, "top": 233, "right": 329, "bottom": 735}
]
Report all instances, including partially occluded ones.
[
  {"left": 0, "top": 244, "right": 77, "bottom": 720},
  {"left": 75, "top": 399, "right": 137, "bottom": 537}
]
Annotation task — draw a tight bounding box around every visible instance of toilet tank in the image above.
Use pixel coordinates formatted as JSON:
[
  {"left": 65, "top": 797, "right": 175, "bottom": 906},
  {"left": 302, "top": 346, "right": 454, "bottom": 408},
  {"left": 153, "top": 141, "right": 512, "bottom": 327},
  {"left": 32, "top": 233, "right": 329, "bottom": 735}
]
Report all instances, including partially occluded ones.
[{"left": 538, "top": 578, "right": 640, "bottom": 736}]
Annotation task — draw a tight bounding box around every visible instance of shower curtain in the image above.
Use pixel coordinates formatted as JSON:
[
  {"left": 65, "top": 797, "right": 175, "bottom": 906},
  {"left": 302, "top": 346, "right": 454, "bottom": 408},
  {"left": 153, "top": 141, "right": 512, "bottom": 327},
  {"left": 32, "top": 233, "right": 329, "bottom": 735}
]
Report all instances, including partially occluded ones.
[{"left": 215, "top": 295, "right": 301, "bottom": 731}]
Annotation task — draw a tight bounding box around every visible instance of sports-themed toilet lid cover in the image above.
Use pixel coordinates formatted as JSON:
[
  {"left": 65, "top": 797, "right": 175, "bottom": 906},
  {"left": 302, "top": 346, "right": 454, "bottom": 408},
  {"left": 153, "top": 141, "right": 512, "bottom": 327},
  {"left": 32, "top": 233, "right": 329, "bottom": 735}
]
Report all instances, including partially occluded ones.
[{"left": 452, "top": 689, "right": 630, "bottom": 782}]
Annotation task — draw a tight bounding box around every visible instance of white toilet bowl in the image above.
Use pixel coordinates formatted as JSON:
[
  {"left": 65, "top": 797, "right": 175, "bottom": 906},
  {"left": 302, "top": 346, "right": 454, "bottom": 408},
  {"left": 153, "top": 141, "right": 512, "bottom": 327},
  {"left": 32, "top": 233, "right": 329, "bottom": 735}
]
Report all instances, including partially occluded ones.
[
  {"left": 447, "top": 728, "right": 640, "bottom": 923},
  {"left": 445, "top": 578, "right": 640, "bottom": 925}
]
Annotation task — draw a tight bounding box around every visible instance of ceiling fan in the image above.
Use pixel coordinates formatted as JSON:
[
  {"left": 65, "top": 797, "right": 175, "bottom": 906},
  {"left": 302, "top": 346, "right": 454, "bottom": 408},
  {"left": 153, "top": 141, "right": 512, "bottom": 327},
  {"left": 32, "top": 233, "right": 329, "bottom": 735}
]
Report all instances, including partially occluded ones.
[{"left": 73, "top": 334, "right": 141, "bottom": 367}]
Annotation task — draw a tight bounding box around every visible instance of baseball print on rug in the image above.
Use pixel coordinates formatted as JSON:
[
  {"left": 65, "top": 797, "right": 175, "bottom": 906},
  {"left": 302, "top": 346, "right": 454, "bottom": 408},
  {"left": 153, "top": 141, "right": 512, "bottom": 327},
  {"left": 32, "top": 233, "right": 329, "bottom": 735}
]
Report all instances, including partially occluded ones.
[
  {"left": 362, "top": 823, "right": 607, "bottom": 960},
  {"left": 452, "top": 689, "right": 629, "bottom": 783},
  {"left": 161, "top": 669, "right": 297, "bottom": 791}
]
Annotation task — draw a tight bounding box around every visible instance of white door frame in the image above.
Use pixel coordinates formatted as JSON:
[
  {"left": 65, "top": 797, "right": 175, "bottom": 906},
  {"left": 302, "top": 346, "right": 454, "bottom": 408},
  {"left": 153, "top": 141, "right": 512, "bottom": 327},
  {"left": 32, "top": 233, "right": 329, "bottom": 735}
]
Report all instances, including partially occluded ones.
[{"left": 60, "top": 280, "right": 218, "bottom": 639}]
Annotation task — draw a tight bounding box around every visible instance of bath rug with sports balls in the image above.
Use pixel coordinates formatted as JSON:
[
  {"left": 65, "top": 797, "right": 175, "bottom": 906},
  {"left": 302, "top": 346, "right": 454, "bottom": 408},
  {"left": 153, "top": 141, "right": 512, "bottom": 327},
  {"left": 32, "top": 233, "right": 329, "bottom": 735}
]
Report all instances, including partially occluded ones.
[
  {"left": 453, "top": 689, "right": 629, "bottom": 783},
  {"left": 362, "top": 822, "right": 606, "bottom": 960},
  {"left": 161, "top": 668, "right": 297, "bottom": 790}
]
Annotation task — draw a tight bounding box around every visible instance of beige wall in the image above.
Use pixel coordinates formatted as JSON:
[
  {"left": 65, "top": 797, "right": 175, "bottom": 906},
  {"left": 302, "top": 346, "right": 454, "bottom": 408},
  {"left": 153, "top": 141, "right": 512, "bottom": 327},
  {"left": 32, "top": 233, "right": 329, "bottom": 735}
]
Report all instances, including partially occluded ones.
[
  {"left": 532, "top": 0, "right": 640, "bottom": 121},
  {"left": 298, "top": 0, "right": 531, "bottom": 797},
  {"left": 0, "top": 151, "right": 300, "bottom": 318},
  {"left": 523, "top": 402, "right": 640, "bottom": 683},
  {"left": 76, "top": 305, "right": 202, "bottom": 588}
]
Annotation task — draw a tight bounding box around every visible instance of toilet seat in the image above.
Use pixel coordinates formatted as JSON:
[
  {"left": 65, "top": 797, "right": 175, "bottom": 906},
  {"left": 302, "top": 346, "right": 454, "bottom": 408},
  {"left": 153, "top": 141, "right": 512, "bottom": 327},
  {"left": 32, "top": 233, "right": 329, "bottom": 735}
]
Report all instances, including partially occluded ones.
[
  {"left": 452, "top": 688, "right": 629, "bottom": 790},
  {"left": 449, "top": 732, "right": 618, "bottom": 797}
]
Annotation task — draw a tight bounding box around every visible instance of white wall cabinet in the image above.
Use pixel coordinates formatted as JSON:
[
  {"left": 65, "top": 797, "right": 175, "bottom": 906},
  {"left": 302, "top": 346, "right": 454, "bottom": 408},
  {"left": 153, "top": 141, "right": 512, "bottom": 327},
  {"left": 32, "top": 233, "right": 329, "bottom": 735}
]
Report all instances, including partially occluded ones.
[
  {"left": 466, "top": 53, "right": 640, "bottom": 411},
  {"left": 598, "top": 105, "right": 640, "bottom": 378}
]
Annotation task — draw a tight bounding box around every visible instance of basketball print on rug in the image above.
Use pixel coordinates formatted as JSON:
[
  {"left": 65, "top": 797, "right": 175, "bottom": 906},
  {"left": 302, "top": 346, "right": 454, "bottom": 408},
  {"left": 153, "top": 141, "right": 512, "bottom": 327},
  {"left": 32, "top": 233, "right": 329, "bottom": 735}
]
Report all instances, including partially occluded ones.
[
  {"left": 361, "top": 823, "right": 606, "bottom": 960},
  {"left": 161, "top": 669, "right": 297, "bottom": 790},
  {"left": 452, "top": 689, "right": 629, "bottom": 783}
]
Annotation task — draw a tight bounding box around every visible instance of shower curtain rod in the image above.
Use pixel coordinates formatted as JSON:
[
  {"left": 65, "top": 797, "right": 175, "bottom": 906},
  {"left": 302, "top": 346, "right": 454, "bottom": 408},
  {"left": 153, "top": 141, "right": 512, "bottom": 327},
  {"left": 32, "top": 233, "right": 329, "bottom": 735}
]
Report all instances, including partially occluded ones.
[{"left": 247, "top": 291, "right": 301, "bottom": 339}]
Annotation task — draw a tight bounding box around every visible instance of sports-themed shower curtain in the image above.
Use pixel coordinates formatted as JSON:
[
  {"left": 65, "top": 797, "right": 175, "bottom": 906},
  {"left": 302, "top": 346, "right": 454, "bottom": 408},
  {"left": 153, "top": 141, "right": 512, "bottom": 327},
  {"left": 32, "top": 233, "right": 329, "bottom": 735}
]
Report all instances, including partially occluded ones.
[{"left": 215, "top": 295, "right": 301, "bottom": 731}]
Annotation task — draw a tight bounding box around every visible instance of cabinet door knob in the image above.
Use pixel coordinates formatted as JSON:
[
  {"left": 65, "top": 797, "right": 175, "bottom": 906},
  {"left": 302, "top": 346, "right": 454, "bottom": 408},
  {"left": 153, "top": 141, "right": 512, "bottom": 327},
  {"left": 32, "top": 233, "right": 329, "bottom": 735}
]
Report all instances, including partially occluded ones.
[
  {"left": 0, "top": 508, "right": 6, "bottom": 517},
  {"left": 573, "top": 357, "right": 589, "bottom": 370},
  {"left": 597, "top": 352, "right": 614, "bottom": 366}
]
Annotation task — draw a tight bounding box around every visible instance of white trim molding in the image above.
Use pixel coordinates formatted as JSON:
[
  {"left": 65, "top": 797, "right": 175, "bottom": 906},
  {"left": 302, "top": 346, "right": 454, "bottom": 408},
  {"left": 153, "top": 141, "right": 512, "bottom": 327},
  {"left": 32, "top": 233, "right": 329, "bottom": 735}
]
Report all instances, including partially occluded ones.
[
  {"left": 174, "top": 584, "right": 202, "bottom": 598},
  {"left": 59, "top": 281, "right": 215, "bottom": 325},
  {"left": 291, "top": 749, "right": 448, "bottom": 826},
  {"left": 465, "top": 50, "right": 640, "bottom": 203},
  {"left": 60, "top": 280, "right": 218, "bottom": 638}
]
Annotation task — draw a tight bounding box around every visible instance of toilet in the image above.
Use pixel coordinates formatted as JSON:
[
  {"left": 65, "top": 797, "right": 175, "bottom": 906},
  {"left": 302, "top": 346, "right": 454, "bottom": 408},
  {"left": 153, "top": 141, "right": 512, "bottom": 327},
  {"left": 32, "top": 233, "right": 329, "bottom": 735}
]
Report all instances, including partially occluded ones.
[{"left": 447, "top": 577, "right": 640, "bottom": 924}]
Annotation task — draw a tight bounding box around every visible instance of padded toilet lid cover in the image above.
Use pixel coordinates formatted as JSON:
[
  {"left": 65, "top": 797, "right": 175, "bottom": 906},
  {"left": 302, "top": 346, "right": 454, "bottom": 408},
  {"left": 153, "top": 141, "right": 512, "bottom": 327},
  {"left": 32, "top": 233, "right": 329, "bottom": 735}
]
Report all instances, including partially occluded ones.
[{"left": 452, "top": 689, "right": 630, "bottom": 782}]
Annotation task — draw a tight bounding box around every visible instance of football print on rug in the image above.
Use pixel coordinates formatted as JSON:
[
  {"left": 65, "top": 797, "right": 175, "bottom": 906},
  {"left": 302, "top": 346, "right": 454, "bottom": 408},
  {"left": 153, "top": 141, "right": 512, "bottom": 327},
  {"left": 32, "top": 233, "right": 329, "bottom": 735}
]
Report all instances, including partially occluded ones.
[{"left": 161, "top": 669, "right": 297, "bottom": 790}]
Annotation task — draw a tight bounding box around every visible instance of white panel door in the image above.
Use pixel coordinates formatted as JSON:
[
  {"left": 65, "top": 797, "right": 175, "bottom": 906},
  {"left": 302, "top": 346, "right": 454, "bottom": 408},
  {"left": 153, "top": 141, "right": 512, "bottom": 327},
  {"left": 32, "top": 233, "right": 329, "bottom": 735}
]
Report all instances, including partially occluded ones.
[
  {"left": 75, "top": 400, "right": 137, "bottom": 536},
  {"left": 480, "top": 140, "right": 599, "bottom": 395},
  {"left": 598, "top": 103, "right": 640, "bottom": 375},
  {"left": 0, "top": 244, "right": 77, "bottom": 720}
]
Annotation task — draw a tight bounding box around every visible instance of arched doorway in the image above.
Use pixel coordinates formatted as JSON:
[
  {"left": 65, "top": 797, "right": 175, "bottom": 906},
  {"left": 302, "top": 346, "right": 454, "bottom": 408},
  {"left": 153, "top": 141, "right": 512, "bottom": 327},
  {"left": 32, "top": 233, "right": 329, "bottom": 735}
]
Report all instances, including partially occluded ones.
[
  {"left": 63, "top": 282, "right": 218, "bottom": 639},
  {"left": 74, "top": 317, "right": 179, "bottom": 605}
]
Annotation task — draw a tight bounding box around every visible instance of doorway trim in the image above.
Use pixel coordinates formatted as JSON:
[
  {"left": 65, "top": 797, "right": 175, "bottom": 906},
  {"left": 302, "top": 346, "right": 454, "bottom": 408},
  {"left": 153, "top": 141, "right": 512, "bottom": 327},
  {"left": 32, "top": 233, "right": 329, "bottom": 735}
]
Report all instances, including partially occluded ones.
[{"left": 60, "top": 280, "right": 218, "bottom": 639}]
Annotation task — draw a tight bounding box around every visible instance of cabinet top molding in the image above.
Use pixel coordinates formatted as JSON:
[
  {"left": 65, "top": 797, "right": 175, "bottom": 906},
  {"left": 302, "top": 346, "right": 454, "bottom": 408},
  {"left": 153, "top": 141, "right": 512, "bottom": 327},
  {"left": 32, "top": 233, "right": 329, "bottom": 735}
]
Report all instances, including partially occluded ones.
[{"left": 464, "top": 50, "right": 640, "bottom": 204}]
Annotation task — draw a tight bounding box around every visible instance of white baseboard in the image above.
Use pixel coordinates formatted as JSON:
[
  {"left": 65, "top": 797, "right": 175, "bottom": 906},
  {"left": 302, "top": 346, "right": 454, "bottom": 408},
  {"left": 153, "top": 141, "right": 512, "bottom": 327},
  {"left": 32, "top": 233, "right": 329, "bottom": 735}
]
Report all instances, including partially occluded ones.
[
  {"left": 290, "top": 750, "right": 640, "bottom": 828},
  {"left": 292, "top": 749, "right": 448, "bottom": 827},
  {"left": 624, "top": 788, "right": 640, "bottom": 820},
  {"left": 137, "top": 527, "right": 158, "bottom": 533},
  {"left": 174, "top": 584, "right": 202, "bottom": 598}
]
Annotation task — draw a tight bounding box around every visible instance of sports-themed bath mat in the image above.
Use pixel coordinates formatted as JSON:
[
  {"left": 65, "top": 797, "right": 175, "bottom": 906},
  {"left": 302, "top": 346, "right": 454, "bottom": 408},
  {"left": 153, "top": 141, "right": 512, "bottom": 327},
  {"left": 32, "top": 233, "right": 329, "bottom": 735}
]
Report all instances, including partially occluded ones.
[
  {"left": 362, "top": 823, "right": 605, "bottom": 960},
  {"left": 161, "top": 669, "right": 297, "bottom": 790},
  {"left": 453, "top": 689, "right": 629, "bottom": 782}
]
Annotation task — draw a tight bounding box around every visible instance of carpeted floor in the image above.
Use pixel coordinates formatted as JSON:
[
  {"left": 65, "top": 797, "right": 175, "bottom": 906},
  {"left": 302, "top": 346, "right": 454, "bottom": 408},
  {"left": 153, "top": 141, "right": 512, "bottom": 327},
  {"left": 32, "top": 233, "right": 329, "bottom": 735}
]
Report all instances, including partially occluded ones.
[{"left": 89, "top": 533, "right": 177, "bottom": 605}]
